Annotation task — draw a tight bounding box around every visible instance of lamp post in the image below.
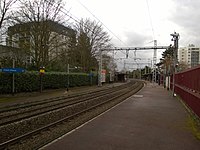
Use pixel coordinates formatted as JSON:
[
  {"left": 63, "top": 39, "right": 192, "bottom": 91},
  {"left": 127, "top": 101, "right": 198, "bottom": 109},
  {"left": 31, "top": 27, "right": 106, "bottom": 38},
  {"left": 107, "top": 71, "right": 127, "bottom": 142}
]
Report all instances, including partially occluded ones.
[
  {"left": 98, "top": 49, "right": 102, "bottom": 87},
  {"left": 39, "top": 66, "right": 45, "bottom": 93},
  {"left": 67, "top": 63, "right": 69, "bottom": 91},
  {"left": 12, "top": 58, "right": 15, "bottom": 96},
  {"left": 66, "top": 64, "right": 79, "bottom": 91},
  {"left": 170, "top": 32, "right": 180, "bottom": 96}
]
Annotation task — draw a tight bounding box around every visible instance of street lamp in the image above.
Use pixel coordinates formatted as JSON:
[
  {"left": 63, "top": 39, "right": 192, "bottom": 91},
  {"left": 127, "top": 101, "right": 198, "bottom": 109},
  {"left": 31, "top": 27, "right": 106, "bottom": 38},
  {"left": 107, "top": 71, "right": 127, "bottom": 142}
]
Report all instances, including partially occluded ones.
[
  {"left": 66, "top": 64, "right": 80, "bottom": 91},
  {"left": 170, "top": 32, "right": 180, "bottom": 96}
]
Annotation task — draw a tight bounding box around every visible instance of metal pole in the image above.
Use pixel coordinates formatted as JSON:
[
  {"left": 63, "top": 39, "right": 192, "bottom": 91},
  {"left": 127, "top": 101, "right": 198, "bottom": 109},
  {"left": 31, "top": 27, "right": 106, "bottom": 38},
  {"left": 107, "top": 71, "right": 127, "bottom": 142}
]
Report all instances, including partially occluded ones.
[
  {"left": 164, "top": 66, "right": 166, "bottom": 88},
  {"left": 12, "top": 58, "right": 15, "bottom": 96},
  {"left": 67, "top": 63, "right": 69, "bottom": 91},
  {"left": 153, "top": 40, "right": 157, "bottom": 83},
  {"left": 167, "top": 71, "right": 170, "bottom": 90},
  {"left": 172, "top": 43, "right": 176, "bottom": 95},
  {"left": 90, "top": 72, "right": 92, "bottom": 86},
  {"left": 98, "top": 49, "right": 102, "bottom": 86},
  {"left": 171, "top": 32, "right": 179, "bottom": 96},
  {"left": 124, "top": 60, "right": 126, "bottom": 70},
  {"left": 40, "top": 74, "right": 42, "bottom": 93},
  {"left": 39, "top": 67, "right": 45, "bottom": 93}
]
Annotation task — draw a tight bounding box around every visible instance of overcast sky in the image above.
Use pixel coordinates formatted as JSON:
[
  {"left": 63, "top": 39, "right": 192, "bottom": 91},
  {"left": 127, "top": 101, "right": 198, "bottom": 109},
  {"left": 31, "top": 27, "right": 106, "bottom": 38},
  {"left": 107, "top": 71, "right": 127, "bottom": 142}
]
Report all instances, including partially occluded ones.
[{"left": 65, "top": 0, "right": 199, "bottom": 70}]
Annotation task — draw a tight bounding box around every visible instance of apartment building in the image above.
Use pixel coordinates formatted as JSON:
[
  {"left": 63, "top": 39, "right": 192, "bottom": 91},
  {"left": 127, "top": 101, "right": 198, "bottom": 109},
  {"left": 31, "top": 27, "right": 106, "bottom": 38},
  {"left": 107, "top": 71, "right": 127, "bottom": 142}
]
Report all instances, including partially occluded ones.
[
  {"left": 178, "top": 44, "right": 200, "bottom": 68},
  {"left": 6, "top": 20, "right": 75, "bottom": 64}
]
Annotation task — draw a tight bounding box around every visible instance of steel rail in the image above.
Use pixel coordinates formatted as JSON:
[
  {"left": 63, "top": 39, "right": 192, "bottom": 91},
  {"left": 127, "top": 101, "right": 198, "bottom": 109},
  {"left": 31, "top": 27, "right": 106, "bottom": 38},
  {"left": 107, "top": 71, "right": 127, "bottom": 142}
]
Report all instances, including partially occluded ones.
[
  {"left": 0, "top": 82, "right": 133, "bottom": 113},
  {"left": 0, "top": 83, "right": 134, "bottom": 126},
  {"left": 0, "top": 82, "right": 135, "bottom": 126}
]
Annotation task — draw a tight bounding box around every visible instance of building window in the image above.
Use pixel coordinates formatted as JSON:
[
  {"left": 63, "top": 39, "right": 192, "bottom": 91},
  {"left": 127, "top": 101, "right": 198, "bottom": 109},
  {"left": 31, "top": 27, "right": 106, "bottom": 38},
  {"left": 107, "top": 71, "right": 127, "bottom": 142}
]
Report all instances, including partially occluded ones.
[{"left": 191, "top": 51, "right": 199, "bottom": 67}]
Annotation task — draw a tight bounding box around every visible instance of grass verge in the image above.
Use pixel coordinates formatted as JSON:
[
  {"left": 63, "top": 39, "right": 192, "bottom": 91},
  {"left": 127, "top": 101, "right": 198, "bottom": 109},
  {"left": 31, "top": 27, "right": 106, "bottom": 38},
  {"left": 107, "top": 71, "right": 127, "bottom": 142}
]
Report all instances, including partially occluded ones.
[{"left": 176, "top": 95, "right": 200, "bottom": 140}]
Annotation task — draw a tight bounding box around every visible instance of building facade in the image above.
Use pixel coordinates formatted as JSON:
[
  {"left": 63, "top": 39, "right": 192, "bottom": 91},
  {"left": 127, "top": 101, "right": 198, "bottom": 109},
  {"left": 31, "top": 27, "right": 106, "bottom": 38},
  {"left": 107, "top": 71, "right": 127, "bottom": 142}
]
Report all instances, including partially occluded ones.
[
  {"left": 6, "top": 20, "right": 75, "bottom": 66},
  {"left": 178, "top": 44, "right": 200, "bottom": 68}
]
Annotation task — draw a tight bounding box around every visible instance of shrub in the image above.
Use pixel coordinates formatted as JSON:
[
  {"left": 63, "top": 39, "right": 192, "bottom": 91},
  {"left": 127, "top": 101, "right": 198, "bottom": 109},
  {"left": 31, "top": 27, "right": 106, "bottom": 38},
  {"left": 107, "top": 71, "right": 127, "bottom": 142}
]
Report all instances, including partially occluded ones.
[{"left": 0, "top": 72, "right": 98, "bottom": 94}]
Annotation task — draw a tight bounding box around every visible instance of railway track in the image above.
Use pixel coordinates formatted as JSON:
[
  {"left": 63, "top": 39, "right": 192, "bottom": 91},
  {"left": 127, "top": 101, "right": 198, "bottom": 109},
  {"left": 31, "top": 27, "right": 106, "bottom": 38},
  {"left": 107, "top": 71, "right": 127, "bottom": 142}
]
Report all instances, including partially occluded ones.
[
  {"left": 0, "top": 81, "right": 144, "bottom": 150},
  {"left": 0, "top": 82, "right": 129, "bottom": 113},
  {"left": 0, "top": 82, "right": 133, "bottom": 126}
]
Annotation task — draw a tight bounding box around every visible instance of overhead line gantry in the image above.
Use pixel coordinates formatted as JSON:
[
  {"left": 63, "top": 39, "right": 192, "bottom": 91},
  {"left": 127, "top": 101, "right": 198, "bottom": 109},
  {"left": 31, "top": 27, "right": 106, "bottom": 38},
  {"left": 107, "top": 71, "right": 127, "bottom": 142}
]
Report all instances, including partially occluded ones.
[{"left": 98, "top": 44, "right": 169, "bottom": 86}]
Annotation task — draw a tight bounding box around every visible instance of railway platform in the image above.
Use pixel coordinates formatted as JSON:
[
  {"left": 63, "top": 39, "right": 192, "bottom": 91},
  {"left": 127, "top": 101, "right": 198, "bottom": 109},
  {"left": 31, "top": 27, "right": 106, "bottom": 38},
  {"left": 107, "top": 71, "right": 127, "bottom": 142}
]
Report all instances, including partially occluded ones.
[{"left": 42, "top": 82, "right": 200, "bottom": 150}]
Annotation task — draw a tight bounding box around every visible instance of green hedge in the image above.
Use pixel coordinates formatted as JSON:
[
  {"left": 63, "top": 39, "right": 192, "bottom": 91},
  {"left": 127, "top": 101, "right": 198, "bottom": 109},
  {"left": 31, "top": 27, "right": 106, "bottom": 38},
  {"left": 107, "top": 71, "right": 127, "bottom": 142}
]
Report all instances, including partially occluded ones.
[{"left": 0, "top": 72, "right": 97, "bottom": 94}]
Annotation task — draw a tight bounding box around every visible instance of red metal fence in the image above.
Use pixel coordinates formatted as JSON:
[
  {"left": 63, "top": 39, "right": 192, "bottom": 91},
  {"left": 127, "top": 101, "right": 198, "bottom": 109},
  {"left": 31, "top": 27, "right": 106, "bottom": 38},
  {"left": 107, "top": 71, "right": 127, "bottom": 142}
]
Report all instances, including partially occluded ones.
[{"left": 173, "top": 65, "right": 200, "bottom": 118}]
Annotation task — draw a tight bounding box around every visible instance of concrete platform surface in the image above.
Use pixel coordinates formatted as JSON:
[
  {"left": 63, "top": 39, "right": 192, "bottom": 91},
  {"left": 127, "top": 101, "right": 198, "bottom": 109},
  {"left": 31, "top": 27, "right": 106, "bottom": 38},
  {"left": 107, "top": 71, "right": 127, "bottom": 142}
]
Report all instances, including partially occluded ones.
[{"left": 42, "top": 83, "right": 200, "bottom": 150}]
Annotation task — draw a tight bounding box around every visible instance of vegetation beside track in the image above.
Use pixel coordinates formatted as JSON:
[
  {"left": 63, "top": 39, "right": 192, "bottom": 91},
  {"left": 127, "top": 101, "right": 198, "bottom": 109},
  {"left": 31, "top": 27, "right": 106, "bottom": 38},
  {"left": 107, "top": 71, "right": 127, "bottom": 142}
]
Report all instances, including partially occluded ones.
[{"left": 0, "top": 72, "right": 98, "bottom": 94}]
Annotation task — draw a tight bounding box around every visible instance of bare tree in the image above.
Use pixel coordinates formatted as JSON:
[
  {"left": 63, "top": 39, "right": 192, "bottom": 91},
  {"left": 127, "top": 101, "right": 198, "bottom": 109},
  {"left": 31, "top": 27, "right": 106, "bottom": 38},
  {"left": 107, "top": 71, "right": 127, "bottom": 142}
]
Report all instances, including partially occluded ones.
[
  {"left": 178, "top": 61, "right": 189, "bottom": 72},
  {"left": 75, "top": 18, "right": 111, "bottom": 56},
  {"left": 0, "top": 0, "right": 16, "bottom": 29},
  {"left": 0, "top": 0, "right": 17, "bottom": 45},
  {"left": 7, "top": 0, "right": 73, "bottom": 70},
  {"left": 102, "top": 54, "right": 117, "bottom": 72},
  {"left": 74, "top": 18, "right": 112, "bottom": 72}
]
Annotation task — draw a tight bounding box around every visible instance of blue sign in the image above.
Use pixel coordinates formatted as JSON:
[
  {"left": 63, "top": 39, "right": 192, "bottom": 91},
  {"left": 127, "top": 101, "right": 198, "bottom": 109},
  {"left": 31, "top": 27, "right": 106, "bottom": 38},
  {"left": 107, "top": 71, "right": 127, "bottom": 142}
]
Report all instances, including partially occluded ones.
[{"left": 1, "top": 68, "right": 25, "bottom": 73}]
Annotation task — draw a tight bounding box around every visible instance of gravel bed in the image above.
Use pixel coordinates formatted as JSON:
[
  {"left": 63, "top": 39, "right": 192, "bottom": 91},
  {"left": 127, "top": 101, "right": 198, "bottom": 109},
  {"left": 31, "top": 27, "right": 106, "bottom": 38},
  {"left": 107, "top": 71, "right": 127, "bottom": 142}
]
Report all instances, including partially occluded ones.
[
  {"left": 7, "top": 83, "right": 143, "bottom": 150},
  {"left": 7, "top": 86, "right": 141, "bottom": 150},
  {"left": 0, "top": 89, "right": 127, "bottom": 143},
  {"left": 0, "top": 83, "right": 131, "bottom": 119},
  {"left": 0, "top": 86, "right": 128, "bottom": 127}
]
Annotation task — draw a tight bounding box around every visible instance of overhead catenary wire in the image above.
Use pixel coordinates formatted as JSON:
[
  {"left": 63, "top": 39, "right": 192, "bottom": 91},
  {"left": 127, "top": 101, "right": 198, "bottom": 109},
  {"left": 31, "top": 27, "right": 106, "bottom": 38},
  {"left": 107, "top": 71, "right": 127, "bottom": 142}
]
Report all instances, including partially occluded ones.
[
  {"left": 64, "top": 2, "right": 158, "bottom": 61},
  {"left": 42, "top": 1, "right": 129, "bottom": 65},
  {"left": 73, "top": 0, "right": 129, "bottom": 58},
  {"left": 60, "top": 7, "right": 117, "bottom": 49},
  {"left": 43, "top": 2, "right": 161, "bottom": 69},
  {"left": 58, "top": 8, "right": 123, "bottom": 70},
  {"left": 146, "top": 0, "right": 155, "bottom": 40},
  {"left": 146, "top": 0, "right": 158, "bottom": 83},
  {"left": 76, "top": 0, "right": 127, "bottom": 47}
]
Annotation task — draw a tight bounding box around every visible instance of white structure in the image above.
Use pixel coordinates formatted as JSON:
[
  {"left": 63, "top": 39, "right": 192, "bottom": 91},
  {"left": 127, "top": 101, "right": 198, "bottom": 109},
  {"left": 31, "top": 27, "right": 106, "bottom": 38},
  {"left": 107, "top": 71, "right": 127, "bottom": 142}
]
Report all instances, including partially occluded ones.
[{"left": 178, "top": 44, "right": 200, "bottom": 68}]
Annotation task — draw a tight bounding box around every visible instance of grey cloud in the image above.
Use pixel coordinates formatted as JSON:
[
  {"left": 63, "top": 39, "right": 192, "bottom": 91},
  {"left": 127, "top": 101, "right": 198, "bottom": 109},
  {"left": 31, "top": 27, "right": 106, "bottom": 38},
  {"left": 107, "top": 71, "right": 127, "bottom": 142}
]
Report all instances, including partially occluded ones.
[
  {"left": 171, "top": 0, "right": 200, "bottom": 44},
  {"left": 123, "top": 31, "right": 154, "bottom": 61},
  {"left": 112, "top": 31, "right": 155, "bottom": 70},
  {"left": 124, "top": 31, "right": 151, "bottom": 46}
]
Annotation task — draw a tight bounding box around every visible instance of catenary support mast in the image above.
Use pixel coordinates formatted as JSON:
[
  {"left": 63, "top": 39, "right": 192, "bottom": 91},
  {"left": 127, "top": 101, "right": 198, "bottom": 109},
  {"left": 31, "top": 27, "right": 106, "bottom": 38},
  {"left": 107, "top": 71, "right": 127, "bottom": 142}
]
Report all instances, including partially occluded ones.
[{"left": 98, "top": 45, "right": 168, "bottom": 86}]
